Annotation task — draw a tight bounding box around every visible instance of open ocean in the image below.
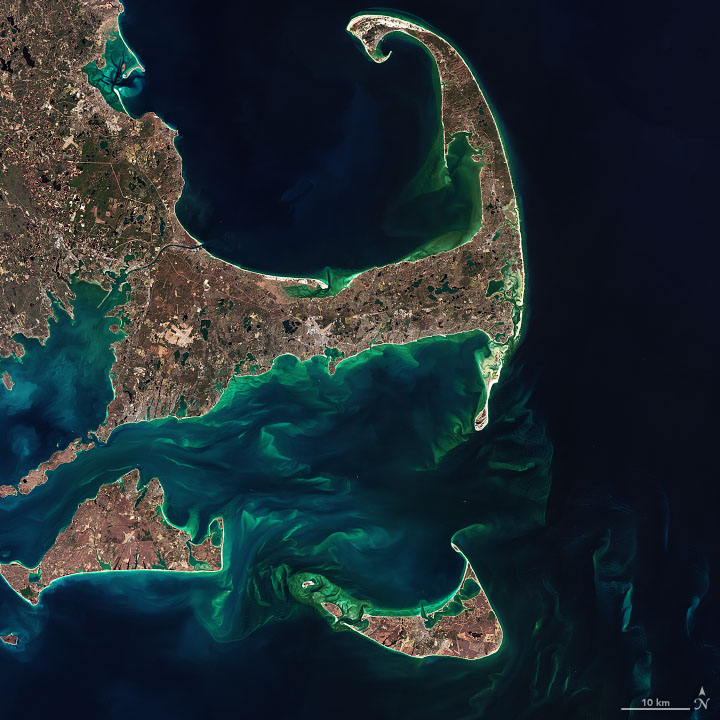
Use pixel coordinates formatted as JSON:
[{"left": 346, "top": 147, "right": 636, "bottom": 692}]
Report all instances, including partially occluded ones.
[{"left": 0, "top": 1, "right": 716, "bottom": 718}]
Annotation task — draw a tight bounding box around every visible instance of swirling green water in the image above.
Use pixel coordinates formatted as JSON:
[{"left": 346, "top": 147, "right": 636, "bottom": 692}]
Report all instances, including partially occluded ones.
[
  {"left": 83, "top": 21, "right": 487, "bottom": 295},
  {"left": 283, "top": 130, "right": 485, "bottom": 296},
  {"left": 0, "top": 331, "right": 548, "bottom": 645}
]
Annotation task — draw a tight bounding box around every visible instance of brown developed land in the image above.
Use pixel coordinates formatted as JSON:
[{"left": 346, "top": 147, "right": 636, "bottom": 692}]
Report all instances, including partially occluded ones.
[
  {"left": 0, "top": 1, "right": 522, "bottom": 453},
  {"left": 20, "top": 438, "right": 93, "bottom": 495},
  {"left": 322, "top": 549, "right": 502, "bottom": 660},
  {"left": 0, "top": 3, "right": 520, "bottom": 660},
  {"left": 1, "top": 633, "right": 19, "bottom": 645},
  {"left": 0, "top": 439, "right": 91, "bottom": 497},
  {"left": 0, "top": 471, "right": 223, "bottom": 604},
  {"left": 362, "top": 564, "right": 501, "bottom": 660}
]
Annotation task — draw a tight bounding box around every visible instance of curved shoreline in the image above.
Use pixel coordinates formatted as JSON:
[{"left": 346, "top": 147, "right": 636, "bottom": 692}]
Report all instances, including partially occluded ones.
[
  {"left": 346, "top": 13, "right": 525, "bottom": 428},
  {"left": 95, "top": 7, "right": 525, "bottom": 431},
  {"left": 107, "top": 4, "right": 520, "bottom": 297},
  {"left": 293, "top": 540, "right": 503, "bottom": 661},
  {"left": 0, "top": 5, "right": 526, "bottom": 660},
  {"left": 0, "top": 473, "right": 225, "bottom": 607},
  {"left": 0, "top": 4, "right": 528, "bottom": 448}
]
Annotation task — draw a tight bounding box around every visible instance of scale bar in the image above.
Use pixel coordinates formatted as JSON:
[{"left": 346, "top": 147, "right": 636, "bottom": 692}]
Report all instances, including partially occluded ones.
[{"left": 620, "top": 709, "right": 691, "bottom": 712}]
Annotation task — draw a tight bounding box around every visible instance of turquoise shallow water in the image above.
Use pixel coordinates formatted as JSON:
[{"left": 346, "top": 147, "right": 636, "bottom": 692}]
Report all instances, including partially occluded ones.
[
  {"left": 1, "top": 11, "right": 558, "bottom": 714},
  {"left": 0, "top": 329, "right": 558, "bottom": 717},
  {"left": 0, "top": 280, "right": 126, "bottom": 487},
  {"left": 4, "top": 0, "right": 707, "bottom": 714},
  {"left": 107, "top": 4, "right": 486, "bottom": 291},
  {"left": 0, "top": 333, "right": 510, "bottom": 604}
]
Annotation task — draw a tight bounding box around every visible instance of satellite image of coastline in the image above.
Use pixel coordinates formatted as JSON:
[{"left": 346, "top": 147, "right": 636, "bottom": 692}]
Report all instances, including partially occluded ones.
[{"left": 0, "top": 0, "right": 716, "bottom": 718}]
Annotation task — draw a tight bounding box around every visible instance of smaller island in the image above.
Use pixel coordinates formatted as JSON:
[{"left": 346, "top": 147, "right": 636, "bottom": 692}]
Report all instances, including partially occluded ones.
[
  {"left": 0, "top": 438, "right": 94, "bottom": 499},
  {"left": 1, "top": 633, "right": 19, "bottom": 646},
  {"left": 0, "top": 472, "right": 223, "bottom": 605},
  {"left": 290, "top": 544, "right": 502, "bottom": 660}
]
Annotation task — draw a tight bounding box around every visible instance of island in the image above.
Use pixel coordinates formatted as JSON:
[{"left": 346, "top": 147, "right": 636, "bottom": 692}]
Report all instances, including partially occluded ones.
[
  {"left": 291, "top": 544, "right": 502, "bottom": 660},
  {"left": 0, "top": 472, "right": 223, "bottom": 604},
  {"left": 0, "top": 1, "right": 523, "bottom": 661},
  {"left": 0, "top": 439, "right": 94, "bottom": 499}
]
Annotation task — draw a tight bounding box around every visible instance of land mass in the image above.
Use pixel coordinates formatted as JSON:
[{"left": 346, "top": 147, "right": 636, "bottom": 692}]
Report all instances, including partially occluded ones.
[
  {"left": 0, "top": 438, "right": 93, "bottom": 498},
  {"left": 0, "top": 3, "right": 523, "bottom": 659},
  {"left": 292, "top": 544, "right": 501, "bottom": 660},
  {"left": 0, "top": 472, "right": 223, "bottom": 604},
  {"left": 0, "top": 1, "right": 522, "bottom": 449}
]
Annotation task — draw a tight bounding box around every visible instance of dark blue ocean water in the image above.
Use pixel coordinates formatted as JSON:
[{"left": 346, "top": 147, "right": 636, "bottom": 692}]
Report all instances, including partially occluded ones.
[
  {"left": 1, "top": 1, "right": 717, "bottom": 719},
  {"left": 117, "top": 3, "right": 487, "bottom": 287}
]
